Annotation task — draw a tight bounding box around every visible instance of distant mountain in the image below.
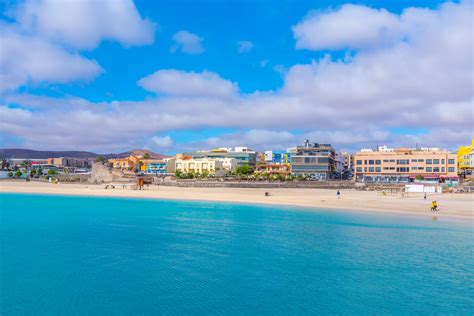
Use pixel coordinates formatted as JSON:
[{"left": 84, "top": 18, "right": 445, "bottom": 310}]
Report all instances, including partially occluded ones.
[
  {"left": 0, "top": 148, "right": 169, "bottom": 160},
  {"left": 115, "top": 149, "right": 169, "bottom": 159}
]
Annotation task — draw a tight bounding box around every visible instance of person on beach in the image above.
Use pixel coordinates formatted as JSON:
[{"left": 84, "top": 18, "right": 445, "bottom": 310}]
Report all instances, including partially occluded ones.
[
  {"left": 336, "top": 190, "right": 340, "bottom": 199},
  {"left": 431, "top": 200, "right": 438, "bottom": 212},
  {"left": 424, "top": 193, "right": 427, "bottom": 200}
]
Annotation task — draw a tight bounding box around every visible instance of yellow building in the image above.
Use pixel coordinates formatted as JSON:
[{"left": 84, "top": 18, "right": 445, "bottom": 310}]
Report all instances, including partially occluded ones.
[
  {"left": 354, "top": 148, "right": 458, "bottom": 183},
  {"left": 175, "top": 156, "right": 226, "bottom": 177},
  {"left": 457, "top": 139, "right": 474, "bottom": 171}
]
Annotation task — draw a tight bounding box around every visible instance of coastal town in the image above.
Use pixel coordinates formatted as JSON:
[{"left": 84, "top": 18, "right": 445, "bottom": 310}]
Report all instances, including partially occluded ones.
[{"left": 1, "top": 139, "right": 473, "bottom": 192}]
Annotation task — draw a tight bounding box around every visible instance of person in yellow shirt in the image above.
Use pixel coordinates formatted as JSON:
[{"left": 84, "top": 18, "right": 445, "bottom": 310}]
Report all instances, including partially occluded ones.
[{"left": 431, "top": 200, "right": 438, "bottom": 212}]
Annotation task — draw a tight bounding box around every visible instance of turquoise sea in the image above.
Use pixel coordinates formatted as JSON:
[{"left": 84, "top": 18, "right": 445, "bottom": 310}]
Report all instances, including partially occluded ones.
[{"left": 1, "top": 193, "right": 473, "bottom": 315}]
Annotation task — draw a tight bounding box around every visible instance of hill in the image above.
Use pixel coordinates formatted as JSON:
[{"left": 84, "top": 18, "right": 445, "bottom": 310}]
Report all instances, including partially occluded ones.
[{"left": 0, "top": 148, "right": 169, "bottom": 159}]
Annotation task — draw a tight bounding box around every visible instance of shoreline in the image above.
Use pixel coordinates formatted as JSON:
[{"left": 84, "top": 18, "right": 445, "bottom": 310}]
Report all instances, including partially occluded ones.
[{"left": 1, "top": 180, "right": 473, "bottom": 222}]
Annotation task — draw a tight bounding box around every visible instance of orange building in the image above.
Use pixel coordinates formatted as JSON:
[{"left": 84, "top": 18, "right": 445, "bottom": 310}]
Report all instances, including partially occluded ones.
[
  {"left": 109, "top": 156, "right": 141, "bottom": 170},
  {"left": 354, "top": 148, "right": 458, "bottom": 183},
  {"left": 255, "top": 163, "right": 291, "bottom": 175}
]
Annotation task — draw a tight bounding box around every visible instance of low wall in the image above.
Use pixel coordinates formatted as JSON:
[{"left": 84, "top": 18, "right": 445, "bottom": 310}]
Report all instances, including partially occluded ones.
[
  {"left": 57, "top": 173, "right": 90, "bottom": 182},
  {"left": 160, "top": 180, "right": 358, "bottom": 189}
]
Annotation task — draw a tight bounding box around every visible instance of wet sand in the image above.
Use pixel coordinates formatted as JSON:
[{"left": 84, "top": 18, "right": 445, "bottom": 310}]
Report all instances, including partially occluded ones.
[{"left": 1, "top": 180, "right": 473, "bottom": 222}]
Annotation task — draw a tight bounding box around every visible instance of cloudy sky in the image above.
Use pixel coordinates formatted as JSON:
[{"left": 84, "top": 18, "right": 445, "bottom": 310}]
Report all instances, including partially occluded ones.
[{"left": 0, "top": 0, "right": 472, "bottom": 154}]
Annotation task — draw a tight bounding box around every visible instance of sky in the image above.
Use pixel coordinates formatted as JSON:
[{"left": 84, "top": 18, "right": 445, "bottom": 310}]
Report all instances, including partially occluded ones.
[{"left": 0, "top": 0, "right": 472, "bottom": 154}]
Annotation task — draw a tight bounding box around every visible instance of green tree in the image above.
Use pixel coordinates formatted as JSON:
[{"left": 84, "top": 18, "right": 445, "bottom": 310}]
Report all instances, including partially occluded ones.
[
  {"left": 21, "top": 160, "right": 32, "bottom": 169},
  {"left": 7, "top": 171, "right": 13, "bottom": 178},
  {"left": 37, "top": 168, "right": 43, "bottom": 176},
  {"left": 95, "top": 155, "right": 107, "bottom": 163},
  {"left": 15, "top": 170, "right": 22, "bottom": 178},
  {"left": 236, "top": 164, "right": 254, "bottom": 176},
  {"left": 415, "top": 174, "right": 424, "bottom": 181},
  {"left": 47, "top": 169, "right": 56, "bottom": 176},
  {"left": 30, "top": 169, "right": 36, "bottom": 177},
  {"left": 143, "top": 153, "right": 151, "bottom": 160}
]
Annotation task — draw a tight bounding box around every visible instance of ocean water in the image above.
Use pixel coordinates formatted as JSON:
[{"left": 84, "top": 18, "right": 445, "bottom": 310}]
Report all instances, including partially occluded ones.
[{"left": 1, "top": 193, "right": 473, "bottom": 315}]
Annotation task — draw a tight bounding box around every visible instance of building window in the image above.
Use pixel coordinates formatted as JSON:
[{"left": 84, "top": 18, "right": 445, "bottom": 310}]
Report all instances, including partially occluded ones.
[
  {"left": 441, "top": 159, "right": 445, "bottom": 164},
  {"left": 448, "top": 159, "right": 455, "bottom": 164},
  {"left": 375, "top": 167, "right": 381, "bottom": 172},
  {"left": 448, "top": 167, "right": 455, "bottom": 172},
  {"left": 369, "top": 160, "right": 374, "bottom": 165},
  {"left": 433, "top": 159, "right": 440, "bottom": 164},
  {"left": 356, "top": 160, "right": 362, "bottom": 165},
  {"left": 418, "top": 167, "right": 424, "bottom": 170},
  {"left": 426, "top": 159, "right": 432, "bottom": 164},
  {"left": 375, "top": 160, "right": 381, "bottom": 165},
  {"left": 364, "top": 167, "right": 367, "bottom": 172},
  {"left": 369, "top": 167, "right": 374, "bottom": 172},
  {"left": 441, "top": 167, "right": 445, "bottom": 172},
  {"left": 426, "top": 167, "right": 432, "bottom": 172},
  {"left": 356, "top": 167, "right": 362, "bottom": 172},
  {"left": 433, "top": 167, "right": 440, "bottom": 172}
]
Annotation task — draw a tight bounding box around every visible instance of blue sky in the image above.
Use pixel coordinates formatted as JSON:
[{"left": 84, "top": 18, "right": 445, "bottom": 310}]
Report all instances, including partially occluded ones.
[{"left": 0, "top": 0, "right": 472, "bottom": 154}]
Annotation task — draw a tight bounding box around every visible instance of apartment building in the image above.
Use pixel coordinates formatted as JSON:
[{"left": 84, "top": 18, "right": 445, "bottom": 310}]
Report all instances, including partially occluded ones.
[
  {"left": 141, "top": 160, "right": 167, "bottom": 175},
  {"left": 290, "top": 140, "right": 336, "bottom": 180},
  {"left": 109, "top": 156, "right": 141, "bottom": 170},
  {"left": 184, "top": 147, "right": 257, "bottom": 167},
  {"left": 175, "top": 157, "right": 227, "bottom": 177},
  {"left": 354, "top": 147, "right": 458, "bottom": 183},
  {"left": 48, "top": 157, "right": 92, "bottom": 168},
  {"left": 264, "top": 150, "right": 292, "bottom": 164},
  {"left": 457, "top": 139, "right": 474, "bottom": 172},
  {"left": 340, "top": 152, "right": 352, "bottom": 171}
]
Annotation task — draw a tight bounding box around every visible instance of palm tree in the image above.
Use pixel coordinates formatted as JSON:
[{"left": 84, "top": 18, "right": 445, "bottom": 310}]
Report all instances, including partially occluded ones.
[
  {"left": 1, "top": 158, "right": 8, "bottom": 170},
  {"left": 21, "top": 160, "right": 32, "bottom": 170},
  {"left": 142, "top": 153, "right": 151, "bottom": 173}
]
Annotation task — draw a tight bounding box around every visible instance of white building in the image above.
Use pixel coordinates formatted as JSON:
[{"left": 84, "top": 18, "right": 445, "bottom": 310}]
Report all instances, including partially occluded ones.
[{"left": 335, "top": 152, "right": 345, "bottom": 173}]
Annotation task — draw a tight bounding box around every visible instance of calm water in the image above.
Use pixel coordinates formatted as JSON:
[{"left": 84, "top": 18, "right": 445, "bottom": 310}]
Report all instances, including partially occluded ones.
[{"left": 1, "top": 193, "right": 473, "bottom": 315}]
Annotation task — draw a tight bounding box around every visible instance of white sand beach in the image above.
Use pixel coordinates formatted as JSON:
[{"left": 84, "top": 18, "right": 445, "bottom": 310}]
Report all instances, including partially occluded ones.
[{"left": 1, "top": 180, "right": 473, "bottom": 221}]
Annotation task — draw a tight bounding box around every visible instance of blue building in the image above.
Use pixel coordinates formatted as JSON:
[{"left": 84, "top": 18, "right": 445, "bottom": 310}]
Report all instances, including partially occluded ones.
[
  {"left": 145, "top": 162, "right": 167, "bottom": 175},
  {"left": 265, "top": 150, "right": 292, "bottom": 164}
]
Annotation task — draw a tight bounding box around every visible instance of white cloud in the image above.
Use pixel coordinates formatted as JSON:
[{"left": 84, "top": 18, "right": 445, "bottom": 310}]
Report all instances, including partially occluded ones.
[
  {"left": 171, "top": 30, "right": 204, "bottom": 54},
  {"left": 293, "top": 4, "right": 400, "bottom": 50},
  {"left": 285, "top": 1, "right": 473, "bottom": 107},
  {"left": 11, "top": 0, "right": 155, "bottom": 50},
  {"left": 237, "top": 40, "right": 253, "bottom": 53},
  {"left": 151, "top": 136, "right": 173, "bottom": 148},
  {"left": 1, "top": 1, "right": 472, "bottom": 152},
  {"left": 137, "top": 69, "right": 238, "bottom": 98},
  {"left": 0, "top": 0, "right": 155, "bottom": 91},
  {"left": 0, "top": 25, "right": 103, "bottom": 91}
]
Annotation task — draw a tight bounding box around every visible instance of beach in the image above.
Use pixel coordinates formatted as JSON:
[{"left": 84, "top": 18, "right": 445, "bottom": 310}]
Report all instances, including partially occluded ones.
[{"left": 1, "top": 180, "right": 472, "bottom": 221}]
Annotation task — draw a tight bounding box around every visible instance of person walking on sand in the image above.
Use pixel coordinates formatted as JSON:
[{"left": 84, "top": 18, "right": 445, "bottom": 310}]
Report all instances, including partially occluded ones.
[
  {"left": 431, "top": 200, "right": 438, "bottom": 212},
  {"left": 424, "top": 193, "right": 427, "bottom": 200},
  {"left": 336, "top": 190, "right": 341, "bottom": 199}
]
